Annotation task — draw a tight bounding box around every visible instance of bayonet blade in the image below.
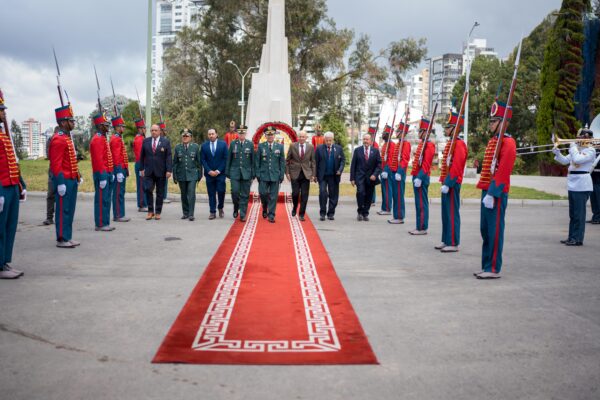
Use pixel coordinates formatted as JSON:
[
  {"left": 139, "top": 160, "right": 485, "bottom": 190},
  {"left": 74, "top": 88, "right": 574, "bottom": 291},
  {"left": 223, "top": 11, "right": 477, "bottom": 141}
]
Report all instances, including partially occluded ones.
[
  {"left": 93, "top": 64, "right": 100, "bottom": 91},
  {"left": 52, "top": 47, "right": 61, "bottom": 77}
]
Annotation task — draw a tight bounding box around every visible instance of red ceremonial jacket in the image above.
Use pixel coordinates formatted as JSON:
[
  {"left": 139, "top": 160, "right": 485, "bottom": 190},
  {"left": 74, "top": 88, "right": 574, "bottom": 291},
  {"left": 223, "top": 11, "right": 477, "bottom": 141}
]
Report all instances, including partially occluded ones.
[
  {"left": 476, "top": 134, "right": 517, "bottom": 196},
  {"left": 388, "top": 140, "right": 411, "bottom": 172},
  {"left": 411, "top": 141, "right": 435, "bottom": 180},
  {"left": 0, "top": 128, "right": 20, "bottom": 187},
  {"left": 90, "top": 132, "right": 114, "bottom": 176},
  {"left": 224, "top": 132, "right": 239, "bottom": 147},
  {"left": 312, "top": 135, "right": 325, "bottom": 148},
  {"left": 49, "top": 131, "right": 79, "bottom": 185},
  {"left": 380, "top": 141, "right": 394, "bottom": 169},
  {"left": 133, "top": 134, "right": 144, "bottom": 163},
  {"left": 110, "top": 134, "right": 129, "bottom": 171},
  {"left": 439, "top": 138, "right": 468, "bottom": 187}
]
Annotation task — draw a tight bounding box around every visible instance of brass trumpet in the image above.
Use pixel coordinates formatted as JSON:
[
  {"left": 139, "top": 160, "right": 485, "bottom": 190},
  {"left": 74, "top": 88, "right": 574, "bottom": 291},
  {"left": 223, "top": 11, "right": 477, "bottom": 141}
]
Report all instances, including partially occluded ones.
[{"left": 517, "top": 131, "right": 600, "bottom": 156}]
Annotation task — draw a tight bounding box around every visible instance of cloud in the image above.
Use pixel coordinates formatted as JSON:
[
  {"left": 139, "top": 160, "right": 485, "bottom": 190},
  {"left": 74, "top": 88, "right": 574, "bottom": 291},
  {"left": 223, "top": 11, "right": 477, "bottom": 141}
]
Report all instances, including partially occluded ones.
[{"left": 0, "top": 54, "right": 147, "bottom": 129}]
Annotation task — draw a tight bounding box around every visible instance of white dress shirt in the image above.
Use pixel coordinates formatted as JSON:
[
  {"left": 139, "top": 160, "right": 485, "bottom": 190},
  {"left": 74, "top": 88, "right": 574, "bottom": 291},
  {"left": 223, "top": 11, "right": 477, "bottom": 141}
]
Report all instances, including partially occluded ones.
[{"left": 554, "top": 144, "right": 596, "bottom": 192}]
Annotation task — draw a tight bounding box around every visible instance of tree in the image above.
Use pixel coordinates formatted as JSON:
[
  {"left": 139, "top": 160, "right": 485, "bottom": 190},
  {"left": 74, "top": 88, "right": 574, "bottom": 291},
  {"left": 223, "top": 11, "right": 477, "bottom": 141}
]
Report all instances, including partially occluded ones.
[
  {"left": 537, "top": 0, "right": 589, "bottom": 167},
  {"left": 387, "top": 38, "right": 428, "bottom": 91},
  {"left": 10, "top": 120, "right": 27, "bottom": 160},
  {"left": 320, "top": 109, "right": 349, "bottom": 161}
]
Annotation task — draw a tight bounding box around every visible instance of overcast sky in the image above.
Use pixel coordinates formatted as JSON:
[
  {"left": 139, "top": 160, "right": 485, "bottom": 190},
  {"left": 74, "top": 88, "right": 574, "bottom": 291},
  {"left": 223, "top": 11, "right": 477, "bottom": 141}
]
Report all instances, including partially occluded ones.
[{"left": 0, "top": 0, "right": 561, "bottom": 129}]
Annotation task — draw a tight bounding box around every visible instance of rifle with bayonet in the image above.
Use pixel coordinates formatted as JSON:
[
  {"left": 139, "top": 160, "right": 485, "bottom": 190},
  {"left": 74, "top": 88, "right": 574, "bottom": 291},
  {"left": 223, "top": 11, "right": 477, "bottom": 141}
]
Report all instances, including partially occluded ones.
[
  {"left": 490, "top": 38, "right": 522, "bottom": 176},
  {"left": 110, "top": 76, "right": 119, "bottom": 117},
  {"left": 93, "top": 64, "right": 103, "bottom": 114},
  {"left": 135, "top": 86, "right": 144, "bottom": 120}
]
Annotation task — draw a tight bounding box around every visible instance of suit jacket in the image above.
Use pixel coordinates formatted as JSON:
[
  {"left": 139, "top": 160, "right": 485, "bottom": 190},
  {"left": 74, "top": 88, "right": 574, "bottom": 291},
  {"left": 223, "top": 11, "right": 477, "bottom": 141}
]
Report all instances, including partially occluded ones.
[
  {"left": 315, "top": 143, "right": 345, "bottom": 182},
  {"left": 201, "top": 139, "right": 228, "bottom": 182},
  {"left": 350, "top": 145, "right": 382, "bottom": 184},
  {"left": 286, "top": 142, "right": 316, "bottom": 180},
  {"left": 139, "top": 136, "right": 172, "bottom": 178}
]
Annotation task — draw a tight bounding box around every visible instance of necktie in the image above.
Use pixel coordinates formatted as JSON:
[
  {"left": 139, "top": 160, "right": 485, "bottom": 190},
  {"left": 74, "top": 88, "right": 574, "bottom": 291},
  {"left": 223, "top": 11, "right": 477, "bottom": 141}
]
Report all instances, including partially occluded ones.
[
  {"left": 269, "top": 144, "right": 272, "bottom": 152},
  {"left": 211, "top": 142, "right": 215, "bottom": 156},
  {"left": 327, "top": 146, "right": 331, "bottom": 157},
  {"left": 152, "top": 139, "right": 157, "bottom": 153},
  {"left": 364, "top": 147, "right": 369, "bottom": 161},
  {"left": 300, "top": 144, "right": 304, "bottom": 159}
]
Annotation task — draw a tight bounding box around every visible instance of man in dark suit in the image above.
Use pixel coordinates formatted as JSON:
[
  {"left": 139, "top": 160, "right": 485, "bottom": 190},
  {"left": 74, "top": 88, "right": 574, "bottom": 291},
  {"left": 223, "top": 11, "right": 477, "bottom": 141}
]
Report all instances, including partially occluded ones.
[
  {"left": 286, "top": 131, "right": 316, "bottom": 221},
  {"left": 315, "top": 131, "right": 345, "bottom": 221},
  {"left": 201, "top": 128, "right": 228, "bottom": 219},
  {"left": 139, "top": 124, "right": 172, "bottom": 220},
  {"left": 350, "top": 133, "right": 381, "bottom": 221}
]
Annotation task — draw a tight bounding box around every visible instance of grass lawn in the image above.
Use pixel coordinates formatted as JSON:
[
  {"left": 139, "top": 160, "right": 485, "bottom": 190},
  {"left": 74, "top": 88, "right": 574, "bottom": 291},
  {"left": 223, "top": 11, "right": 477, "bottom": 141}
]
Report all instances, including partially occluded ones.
[{"left": 21, "top": 159, "right": 563, "bottom": 200}]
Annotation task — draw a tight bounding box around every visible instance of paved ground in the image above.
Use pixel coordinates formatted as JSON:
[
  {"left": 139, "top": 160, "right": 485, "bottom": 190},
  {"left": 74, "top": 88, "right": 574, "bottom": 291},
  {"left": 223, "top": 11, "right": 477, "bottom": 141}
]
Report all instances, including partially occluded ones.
[{"left": 1, "top": 195, "right": 599, "bottom": 400}]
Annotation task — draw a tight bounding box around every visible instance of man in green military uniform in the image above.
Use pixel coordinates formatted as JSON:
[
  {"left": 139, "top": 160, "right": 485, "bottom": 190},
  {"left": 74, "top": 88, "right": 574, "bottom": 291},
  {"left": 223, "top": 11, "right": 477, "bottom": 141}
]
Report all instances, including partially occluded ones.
[
  {"left": 225, "top": 125, "right": 254, "bottom": 222},
  {"left": 172, "top": 129, "right": 202, "bottom": 221},
  {"left": 255, "top": 126, "right": 285, "bottom": 223}
]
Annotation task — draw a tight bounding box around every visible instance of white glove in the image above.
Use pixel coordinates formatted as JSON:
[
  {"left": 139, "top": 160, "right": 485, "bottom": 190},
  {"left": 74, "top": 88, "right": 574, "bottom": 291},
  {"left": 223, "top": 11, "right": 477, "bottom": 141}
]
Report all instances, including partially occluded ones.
[
  {"left": 20, "top": 189, "right": 27, "bottom": 202},
  {"left": 57, "top": 184, "right": 67, "bottom": 197},
  {"left": 552, "top": 146, "right": 561, "bottom": 156},
  {"left": 110, "top": 174, "right": 115, "bottom": 182},
  {"left": 395, "top": 173, "right": 402, "bottom": 182},
  {"left": 380, "top": 172, "right": 388, "bottom": 180},
  {"left": 482, "top": 194, "right": 495, "bottom": 209},
  {"left": 79, "top": 177, "right": 84, "bottom": 185},
  {"left": 414, "top": 178, "right": 422, "bottom": 188},
  {"left": 0, "top": 196, "right": 4, "bottom": 213},
  {"left": 99, "top": 180, "right": 107, "bottom": 189},
  {"left": 116, "top": 173, "right": 125, "bottom": 183},
  {"left": 441, "top": 185, "right": 449, "bottom": 194}
]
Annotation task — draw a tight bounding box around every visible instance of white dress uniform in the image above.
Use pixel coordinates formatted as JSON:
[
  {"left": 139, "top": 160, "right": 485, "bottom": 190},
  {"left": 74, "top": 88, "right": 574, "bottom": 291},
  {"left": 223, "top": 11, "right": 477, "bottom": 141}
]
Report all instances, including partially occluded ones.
[{"left": 554, "top": 143, "right": 596, "bottom": 244}]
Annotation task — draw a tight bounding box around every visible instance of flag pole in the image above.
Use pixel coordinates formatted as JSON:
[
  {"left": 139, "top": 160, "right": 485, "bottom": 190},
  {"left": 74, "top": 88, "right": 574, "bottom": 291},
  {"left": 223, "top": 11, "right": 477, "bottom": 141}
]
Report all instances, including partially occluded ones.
[{"left": 145, "top": 0, "right": 153, "bottom": 135}]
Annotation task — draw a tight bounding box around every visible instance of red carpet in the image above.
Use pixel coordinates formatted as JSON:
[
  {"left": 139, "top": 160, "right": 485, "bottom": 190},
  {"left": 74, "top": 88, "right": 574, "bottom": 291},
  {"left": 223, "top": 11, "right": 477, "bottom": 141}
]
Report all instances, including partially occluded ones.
[{"left": 153, "top": 193, "right": 378, "bottom": 365}]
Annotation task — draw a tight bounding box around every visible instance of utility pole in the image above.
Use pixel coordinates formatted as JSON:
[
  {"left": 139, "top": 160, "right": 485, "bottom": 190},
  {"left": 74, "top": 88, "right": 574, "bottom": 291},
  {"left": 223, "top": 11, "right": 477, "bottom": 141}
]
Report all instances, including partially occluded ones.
[
  {"left": 464, "top": 21, "right": 480, "bottom": 149},
  {"left": 145, "top": 0, "right": 153, "bottom": 133},
  {"left": 350, "top": 81, "right": 356, "bottom": 153}
]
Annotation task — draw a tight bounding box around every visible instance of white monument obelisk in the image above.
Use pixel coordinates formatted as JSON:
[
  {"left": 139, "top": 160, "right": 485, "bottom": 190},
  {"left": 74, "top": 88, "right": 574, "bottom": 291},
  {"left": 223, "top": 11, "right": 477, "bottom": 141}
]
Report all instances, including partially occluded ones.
[{"left": 245, "top": 0, "right": 292, "bottom": 138}]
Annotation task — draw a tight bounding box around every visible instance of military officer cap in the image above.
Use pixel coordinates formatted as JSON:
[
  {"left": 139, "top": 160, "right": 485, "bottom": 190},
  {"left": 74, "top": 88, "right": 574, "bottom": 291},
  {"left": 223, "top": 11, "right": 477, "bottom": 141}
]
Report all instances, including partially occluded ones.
[
  {"left": 238, "top": 125, "right": 248, "bottom": 134},
  {"left": 264, "top": 126, "right": 276, "bottom": 135},
  {"left": 181, "top": 128, "right": 192, "bottom": 137}
]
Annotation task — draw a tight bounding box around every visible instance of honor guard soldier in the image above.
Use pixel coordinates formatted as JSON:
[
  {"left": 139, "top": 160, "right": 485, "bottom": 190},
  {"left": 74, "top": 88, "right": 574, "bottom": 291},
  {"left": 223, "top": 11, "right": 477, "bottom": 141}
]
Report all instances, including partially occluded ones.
[
  {"left": 388, "top": 122, "right": 411, "bottom": 224},
  {"left": 110, "top": 115, "right": 130, "bottom": 222},
  {"left": 133, "top": 118, "right": 148, "bottom": 212},
  {"left": 312, "top": 123, "right": 325, "bottom": 148},
  {"left": 436, "top": 111, "right": 468, "bottom": 252},
  {"left": 50, "top": 104, "right": 81, "bottom": 248},
  {"left": 409, "top": 118, "right": 435, "bottom": 235},
  {"left": 173, "top": 129, "right": 202, "bottom": 221},
  {"left": 588, "top": 133, "right": 600, "bottom": 224},
  {"left": 475, "top": 101, "right": 517, "bottom": 279},
  {"left": 224, "top": 120, "right": 239, "bottom": 148},
  {"left": 90, "top": 113, "right": 115, "bottom": 232},
  {"left": 553, "top": 127, "right": 596, "bottom": 246},
  {"left": 255, "top": 126, "right": 285, "bottom": 222},
  {"left": 226, "top": 125, "right": 254, "bottom": 222},
  {"left": 377, "top": 124, "right": 394, "bottom": 216},
  {"left": 0, "top": 89, "right": 26, "bottom": 278}
]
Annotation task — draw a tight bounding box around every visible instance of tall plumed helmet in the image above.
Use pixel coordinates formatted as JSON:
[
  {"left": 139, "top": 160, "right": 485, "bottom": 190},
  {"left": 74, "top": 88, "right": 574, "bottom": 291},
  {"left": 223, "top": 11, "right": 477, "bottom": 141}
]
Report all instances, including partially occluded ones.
[{"left": 55, "top": 104, "right": 75, "bottom": 122}]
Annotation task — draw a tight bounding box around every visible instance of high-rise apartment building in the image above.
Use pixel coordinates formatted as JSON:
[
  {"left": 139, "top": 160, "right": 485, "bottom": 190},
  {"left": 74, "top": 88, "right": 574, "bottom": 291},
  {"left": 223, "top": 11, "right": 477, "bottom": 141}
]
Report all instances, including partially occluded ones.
[
  {"left": 427, "top": 54, "right": 463, "bottom": 119},
  {"left": 152, "top": 0, "right": 205, "bottom": 95},
  {"left": 20, "top": 118, "right": 43, "bottom": 159}
]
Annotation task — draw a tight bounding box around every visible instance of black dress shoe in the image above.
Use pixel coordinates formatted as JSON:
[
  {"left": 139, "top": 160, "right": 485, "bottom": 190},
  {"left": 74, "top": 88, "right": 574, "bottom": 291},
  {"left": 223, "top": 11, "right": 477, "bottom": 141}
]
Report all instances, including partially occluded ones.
[
  {"left": 219, "top": 209, "right": 224, "bottom": 218},
  {"left": 292, "top": 210, "right": 297, "bottom": 217},
  {"left": 299, "top": 215, "right": 305, "bottom": 221},
  {"left": 560, "top": 239, "right": 569, "bottom": 244},
  {"left": 181, "top": 215, "right": 189, "bottom": 220},
  {"left": 262, "top": 211, "right": 268, "bottom": 219},
  {"left": 240, "top": 217, "right": 246, "bottom": 222},
  {"left": 268, "top": 216, "right": 275, "bottom": 223},
  {"left": 327, "top": 216, "right": 334, "bottom": 221},
  {"left": 320, "top": 215, "right": 326, "bottom": 221},
  {"left": 42, "top": 219, "right": 54, "bottom": 226},
  {"left": 189, "top": 216, "right": 195, "bottom": 221},
  {"left": 357, "top": 214, "right": 363, "bottom": 221},
  {"left": 233, "top": 210, "right": 239, "bottom": 218},
  {"left": 363, "top": 216, "right": 370, "bottom": 222},
  {"left": 565, "top": 240, "right": 583, "bottom": 246}
]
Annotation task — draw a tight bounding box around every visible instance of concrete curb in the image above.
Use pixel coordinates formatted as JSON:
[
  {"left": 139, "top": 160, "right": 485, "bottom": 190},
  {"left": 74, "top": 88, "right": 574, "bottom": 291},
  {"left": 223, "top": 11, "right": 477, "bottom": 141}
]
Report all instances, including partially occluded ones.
[{"left": 25, "top": 191, "right": 568, "bottom": 207}]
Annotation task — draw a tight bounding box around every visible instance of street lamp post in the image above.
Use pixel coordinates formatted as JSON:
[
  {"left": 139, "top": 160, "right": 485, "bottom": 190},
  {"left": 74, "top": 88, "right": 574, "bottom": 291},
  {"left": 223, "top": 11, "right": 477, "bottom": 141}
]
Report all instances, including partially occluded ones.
[
  {"left": 464, "top": 21, "right": 480, "bottom": 149},
  {"left": 226, "top": 60, "right": 259, "bottom": 126}
]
